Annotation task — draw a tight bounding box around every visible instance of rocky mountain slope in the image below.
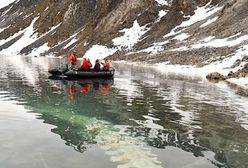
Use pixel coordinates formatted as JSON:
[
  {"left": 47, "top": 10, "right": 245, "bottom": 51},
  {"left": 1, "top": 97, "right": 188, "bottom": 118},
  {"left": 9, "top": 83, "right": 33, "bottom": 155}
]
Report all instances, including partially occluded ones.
[{"left": 0, "top": 0, "right": 248, "bottom": 72}]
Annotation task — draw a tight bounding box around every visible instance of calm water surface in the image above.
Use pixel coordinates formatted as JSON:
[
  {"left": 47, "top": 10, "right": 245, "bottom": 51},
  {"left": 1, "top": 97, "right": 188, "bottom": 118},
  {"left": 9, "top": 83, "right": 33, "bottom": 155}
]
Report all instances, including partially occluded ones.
[{"left": 0, "top": 55, "right": 248, "bottom": 168}]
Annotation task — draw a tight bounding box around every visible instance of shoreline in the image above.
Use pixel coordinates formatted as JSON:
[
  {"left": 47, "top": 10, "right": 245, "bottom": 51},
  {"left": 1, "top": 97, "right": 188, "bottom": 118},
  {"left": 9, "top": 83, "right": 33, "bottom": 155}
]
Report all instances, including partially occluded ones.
[{"left": 113, "top": 60, "right": 248, "bottom": 92}]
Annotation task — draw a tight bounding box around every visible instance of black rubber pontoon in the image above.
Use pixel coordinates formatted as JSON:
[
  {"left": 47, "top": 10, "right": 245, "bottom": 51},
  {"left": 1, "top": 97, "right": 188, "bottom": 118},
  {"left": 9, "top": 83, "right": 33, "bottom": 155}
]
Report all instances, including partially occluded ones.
[
  {"left": 64, "top": 70, "right": 114, "bottom": 78},
  {"left": 48, "top": 68, "right": 114, "bottom": 79},
  {"left": 48, "top": 67, "right": 68, "bottom": 75}
]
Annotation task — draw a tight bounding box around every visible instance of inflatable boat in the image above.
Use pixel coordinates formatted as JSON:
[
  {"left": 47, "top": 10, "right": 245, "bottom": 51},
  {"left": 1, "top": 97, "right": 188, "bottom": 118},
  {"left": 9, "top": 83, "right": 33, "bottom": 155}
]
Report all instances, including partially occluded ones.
[{"left": 48, "top": 68, "right": 115, "bottom": 79}]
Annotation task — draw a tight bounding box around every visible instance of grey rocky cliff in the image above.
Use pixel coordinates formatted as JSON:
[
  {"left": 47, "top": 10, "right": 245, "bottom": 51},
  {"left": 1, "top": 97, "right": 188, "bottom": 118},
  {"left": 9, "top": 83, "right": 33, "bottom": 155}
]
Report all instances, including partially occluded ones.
[{"left": 0, "top": 0, "right": 247, "bottom": 69}]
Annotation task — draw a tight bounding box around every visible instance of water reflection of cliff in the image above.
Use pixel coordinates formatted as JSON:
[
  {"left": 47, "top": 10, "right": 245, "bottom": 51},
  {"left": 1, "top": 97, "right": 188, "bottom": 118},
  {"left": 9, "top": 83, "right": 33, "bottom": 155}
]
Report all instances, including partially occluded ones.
[
  {"left": 5, "top": 75, "right": 247, "bottom": 167},
  {"left": 1, "top": 56, "right": 248, "bottom": 168}
]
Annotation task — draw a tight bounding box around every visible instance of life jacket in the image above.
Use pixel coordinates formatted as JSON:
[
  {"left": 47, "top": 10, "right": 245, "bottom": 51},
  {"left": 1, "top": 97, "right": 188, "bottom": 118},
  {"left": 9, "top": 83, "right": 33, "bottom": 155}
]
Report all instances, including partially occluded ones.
[
  {"left": 87, "top": 60, "right": 92, "bottom": 68},
  {"left": 103, "top": 61, "right": 110, "bottom": 70},
  {"left": 69, "top": 54, "right": 77, "bottom": 65},
  {"left": 81, "top": 60, "right": 90, "bottom": 70}
]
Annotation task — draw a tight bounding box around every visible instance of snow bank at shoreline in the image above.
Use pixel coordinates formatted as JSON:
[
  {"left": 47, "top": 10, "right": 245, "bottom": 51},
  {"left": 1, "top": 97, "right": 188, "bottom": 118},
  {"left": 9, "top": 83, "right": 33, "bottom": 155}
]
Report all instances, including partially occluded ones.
[
  {"left": 227, "top": 77, "right": 248, "bottom": 89},
  {"left": 114, "top": 43, "right": 248, "bottom": 90},
  {"left": 113, "top": 60, "right": 248, "bottom": 90}
]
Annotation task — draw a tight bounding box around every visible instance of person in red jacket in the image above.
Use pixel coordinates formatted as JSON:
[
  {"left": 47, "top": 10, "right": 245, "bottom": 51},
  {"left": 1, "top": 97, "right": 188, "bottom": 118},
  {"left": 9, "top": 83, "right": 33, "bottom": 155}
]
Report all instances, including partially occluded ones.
[
  {"left": 101, "top": 58, "right": 110, "bottom": 71},
  {"left": 69, "top": 51, "right": 77, "bottom": 69},
  {"left": 80, "top": 58, "right": 91, "bottom": 71},
  {"left": 87, "top": 59, "right": 92, "bottom": 69}
]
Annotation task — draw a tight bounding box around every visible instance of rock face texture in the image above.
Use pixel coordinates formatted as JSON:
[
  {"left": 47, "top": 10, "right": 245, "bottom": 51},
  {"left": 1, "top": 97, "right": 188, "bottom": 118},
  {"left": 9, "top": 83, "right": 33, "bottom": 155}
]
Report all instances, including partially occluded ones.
[
  {"left": 206, "top": 72, "right": 226, "bottom": 80},
  {"left": 0, "top": 0, "right": 248, "bottom": 68}
]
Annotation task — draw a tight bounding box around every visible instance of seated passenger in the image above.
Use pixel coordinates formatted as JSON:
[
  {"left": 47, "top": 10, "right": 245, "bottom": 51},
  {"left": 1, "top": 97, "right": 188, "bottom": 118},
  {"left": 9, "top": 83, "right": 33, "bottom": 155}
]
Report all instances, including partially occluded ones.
[
  {"left": 80, "top": 58, "right": 91, "bottom": 71},
  {"left": 87, "top": 59, "right": 92, "bottom": 69},
  {"left": 93, "top": 59, "right": 101, "bottom": 72},
  {"left": 101, "top": 58, "right": 110, "bottom": 71}
]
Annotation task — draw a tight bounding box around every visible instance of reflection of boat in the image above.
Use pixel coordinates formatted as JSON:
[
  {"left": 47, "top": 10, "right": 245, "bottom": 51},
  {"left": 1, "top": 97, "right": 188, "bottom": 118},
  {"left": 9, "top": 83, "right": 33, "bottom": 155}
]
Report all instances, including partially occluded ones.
[
  {"left": 77, "top": 78, "right": 113, "bottom": 94},
  {"left": 48, "top": 75, "right": 114, "bottom": 84},
  {"left": 48, "top": 68, "right": 115, "bottom": 79},
  {"left": 49, "top": 76, "right": 114, "bottom": 95},
  {"left": 75, "top": 78, "right": 114, "bottom": 84}
]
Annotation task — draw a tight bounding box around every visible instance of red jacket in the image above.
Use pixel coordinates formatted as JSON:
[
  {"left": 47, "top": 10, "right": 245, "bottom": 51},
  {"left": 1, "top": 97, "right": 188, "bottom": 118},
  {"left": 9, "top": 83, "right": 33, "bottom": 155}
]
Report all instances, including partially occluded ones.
[
  {"left": 81, "top": 60, "right": 91, "bottom": 70},
  {"left": 69, "top": 54, "right": 77, "bottom": 65},
  {"left": 102, "top": 61, "right": 110, "bottom": 70},
  {"left": 87, "top": 60, "right": 92, "bottom": 68}
]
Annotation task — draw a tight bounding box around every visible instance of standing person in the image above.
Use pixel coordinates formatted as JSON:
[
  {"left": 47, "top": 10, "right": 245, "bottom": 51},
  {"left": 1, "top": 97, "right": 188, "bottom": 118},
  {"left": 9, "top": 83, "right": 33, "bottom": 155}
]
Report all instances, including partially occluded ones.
[
  {"left": 69, "top": 51, "right": 77, "bottom": 69},
  {"left": 93, "top": 59, "right": 101, "bottom": 72},
  {"left": 101, "top": 58, "right": 110, "bottom": 71}
]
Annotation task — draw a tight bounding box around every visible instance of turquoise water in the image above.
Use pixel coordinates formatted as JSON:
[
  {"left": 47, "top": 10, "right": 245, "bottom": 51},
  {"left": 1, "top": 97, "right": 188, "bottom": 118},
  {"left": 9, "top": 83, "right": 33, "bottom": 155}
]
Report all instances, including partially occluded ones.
[{"left": 0, "top": 55, "right": 248, "bottom": 168}]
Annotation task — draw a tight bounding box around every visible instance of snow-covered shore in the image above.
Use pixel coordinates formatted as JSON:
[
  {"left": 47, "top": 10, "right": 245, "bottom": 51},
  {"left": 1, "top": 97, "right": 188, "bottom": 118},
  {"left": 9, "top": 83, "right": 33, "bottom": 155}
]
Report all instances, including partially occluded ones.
[
  {"left": 227, "top": 77, "right": 248, "bottom": 89},
  {"left": 113, "top": 59, "right": 248, "bottom": 91},
  {"left": 156, "top": 64, "right": 248, "bottom": 90}
]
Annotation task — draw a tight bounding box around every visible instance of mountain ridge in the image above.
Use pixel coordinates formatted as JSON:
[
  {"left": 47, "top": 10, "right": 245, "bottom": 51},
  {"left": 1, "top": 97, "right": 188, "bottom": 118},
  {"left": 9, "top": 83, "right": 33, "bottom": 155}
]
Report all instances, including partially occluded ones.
[{"left": 0, "top": 0, "right": 247, "bottom": 70}]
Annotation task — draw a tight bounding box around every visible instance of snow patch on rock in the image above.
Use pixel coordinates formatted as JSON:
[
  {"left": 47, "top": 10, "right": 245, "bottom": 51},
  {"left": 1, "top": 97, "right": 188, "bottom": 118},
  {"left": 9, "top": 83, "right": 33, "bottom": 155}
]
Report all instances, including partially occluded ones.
[
  {"left": 113, "top": 20, "right": 149, "bottom": 50},
  {"left": 83, "top": 45, "right": 117, "bottom": 61},
  {"left": 155, "top": 0, "right": 170, "bottom": 6},
  {"left": 0, "top": 0, "right": 15, "bottom": 9}
]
